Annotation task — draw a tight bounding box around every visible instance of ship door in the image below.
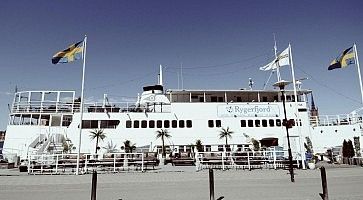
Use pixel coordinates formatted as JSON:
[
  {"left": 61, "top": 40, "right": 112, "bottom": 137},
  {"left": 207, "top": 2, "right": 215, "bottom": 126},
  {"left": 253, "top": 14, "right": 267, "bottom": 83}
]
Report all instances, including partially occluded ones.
[{"left": 286, "top": 136, "right": 303, "bottom": 158}]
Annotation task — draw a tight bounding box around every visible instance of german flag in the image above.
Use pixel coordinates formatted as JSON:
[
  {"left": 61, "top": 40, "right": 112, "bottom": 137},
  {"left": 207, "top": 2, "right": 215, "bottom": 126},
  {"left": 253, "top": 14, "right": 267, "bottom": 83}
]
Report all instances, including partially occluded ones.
[
  {"left": 328, "top": 46, "right": 355, "bottom": 70},
  {"left": 52, "top": 41, "right": 84, "bottom": 64}
]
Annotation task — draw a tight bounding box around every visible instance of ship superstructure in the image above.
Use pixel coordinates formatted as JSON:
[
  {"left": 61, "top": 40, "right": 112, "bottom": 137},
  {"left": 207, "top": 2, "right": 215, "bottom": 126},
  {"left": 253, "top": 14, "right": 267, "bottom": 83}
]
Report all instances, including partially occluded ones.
[{"left": 3, "top": 67, "right": 363, "bottom": 161}]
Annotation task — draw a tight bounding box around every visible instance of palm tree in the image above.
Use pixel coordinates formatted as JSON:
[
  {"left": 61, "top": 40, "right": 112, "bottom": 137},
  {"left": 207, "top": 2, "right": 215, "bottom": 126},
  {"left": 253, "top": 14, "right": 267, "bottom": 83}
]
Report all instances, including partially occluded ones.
[
  {"left": 103, "top": 140, "right": 117, "bottom": 153},
  {"left": 219, "top": 127, "right": 234, "bottom": 146},
  {"left": 121, "top": 140, "right": 136, "bottom": 153},
  {"left": 89, "top": 129, "right": 107, "bottom": 154},
  {"left": 195, "top": 139, "right": 204, "bottom": 152},
  {"left": 155, "top": 129, "right": 171, "bottom": 158}
]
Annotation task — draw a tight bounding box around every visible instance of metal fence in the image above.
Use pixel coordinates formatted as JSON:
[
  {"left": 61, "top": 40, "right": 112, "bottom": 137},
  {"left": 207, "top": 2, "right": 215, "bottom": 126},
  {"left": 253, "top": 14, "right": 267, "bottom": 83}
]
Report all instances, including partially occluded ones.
[
  {"left": 195, "top": 150, "right": 300, "bottom": 171},
  {"left": 26, "top": 152, "right": 159, "bottom": 175}
]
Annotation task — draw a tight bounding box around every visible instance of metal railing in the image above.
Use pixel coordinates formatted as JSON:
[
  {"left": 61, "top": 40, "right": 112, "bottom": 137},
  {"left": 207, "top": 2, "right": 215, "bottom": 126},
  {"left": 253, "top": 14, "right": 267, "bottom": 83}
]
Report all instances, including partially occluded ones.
[
  {"left": 195, "top": 150, "right": 300, "bottom": 171},
  {"left": 310, "top": 114, "right": 363, "bottom": 126},
  {"left": 11, "top": 101, "right": 171, "bottom": 114},
  {"left": 26, "top": 152, "right": 159, "bottom": 174}
]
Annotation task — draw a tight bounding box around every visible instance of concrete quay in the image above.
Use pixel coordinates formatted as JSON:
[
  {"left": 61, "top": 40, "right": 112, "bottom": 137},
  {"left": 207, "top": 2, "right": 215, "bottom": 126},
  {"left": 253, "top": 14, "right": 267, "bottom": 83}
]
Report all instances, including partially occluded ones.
[{"left": 0, "top": 166, "right": 363, "bottom": 200}]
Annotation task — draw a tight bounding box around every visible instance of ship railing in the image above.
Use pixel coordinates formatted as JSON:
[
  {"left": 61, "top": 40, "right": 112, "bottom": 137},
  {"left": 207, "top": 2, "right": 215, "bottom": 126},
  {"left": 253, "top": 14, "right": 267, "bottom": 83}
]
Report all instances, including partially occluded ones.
[
  {"left": 26, "top": 152, "right": 159, "bottom": 174},
  {"left": 82, "top": 102, "right": 171, "bottom": 113},
  {"left": 12, "top": 101, "right": 76, "bottom": 113},
  {"left": 195, "top": 150, "right": 300, "bottom": 171},
  {"left": 11, "top": 101, "right": 172, "bottom": 114},
  {"left": 310, "top": 114, "right": 363, "bottom": 126}
]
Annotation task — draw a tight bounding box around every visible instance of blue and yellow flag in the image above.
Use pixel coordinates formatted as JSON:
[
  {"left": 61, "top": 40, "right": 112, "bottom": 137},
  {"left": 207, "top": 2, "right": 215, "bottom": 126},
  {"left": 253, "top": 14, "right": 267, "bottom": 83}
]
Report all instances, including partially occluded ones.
[
  {"left": 52, "top": 41, "right": 84, "bottom": 64},
  {"left": 328, "top": 46, "right": 355, "bottom": 70}
]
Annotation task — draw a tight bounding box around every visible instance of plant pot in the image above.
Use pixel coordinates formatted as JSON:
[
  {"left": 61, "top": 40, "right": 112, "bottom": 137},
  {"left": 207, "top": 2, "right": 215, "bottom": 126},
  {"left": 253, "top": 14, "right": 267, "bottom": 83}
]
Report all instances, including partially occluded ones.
[{"left": 308, "top": 162, "right": 315, "bottom": 170}]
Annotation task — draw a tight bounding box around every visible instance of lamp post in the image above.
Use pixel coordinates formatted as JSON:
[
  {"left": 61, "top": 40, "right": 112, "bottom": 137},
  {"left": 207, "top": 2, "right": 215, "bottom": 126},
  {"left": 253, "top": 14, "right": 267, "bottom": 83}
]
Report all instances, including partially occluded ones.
[{"left": 274, "top": 80, "right": 295, "bottom": 182}]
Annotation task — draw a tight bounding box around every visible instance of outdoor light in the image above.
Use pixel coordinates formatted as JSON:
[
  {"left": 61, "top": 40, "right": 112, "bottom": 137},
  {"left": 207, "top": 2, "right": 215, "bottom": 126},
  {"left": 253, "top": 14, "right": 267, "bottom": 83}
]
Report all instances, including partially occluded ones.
[{"left": 273, "top": 80, "right": 295, "bottom": 182}]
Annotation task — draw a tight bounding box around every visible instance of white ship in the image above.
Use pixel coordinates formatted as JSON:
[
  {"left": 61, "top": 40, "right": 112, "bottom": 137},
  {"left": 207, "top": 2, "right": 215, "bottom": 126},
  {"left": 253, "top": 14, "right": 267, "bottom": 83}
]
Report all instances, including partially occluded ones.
[{"left": 2, "top": 65, "right": 363, "bottom": 164}]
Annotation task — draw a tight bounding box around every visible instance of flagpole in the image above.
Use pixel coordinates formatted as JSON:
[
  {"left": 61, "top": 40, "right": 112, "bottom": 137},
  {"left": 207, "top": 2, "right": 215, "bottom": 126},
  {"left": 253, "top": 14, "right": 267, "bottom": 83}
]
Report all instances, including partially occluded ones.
[
  {"left": 76, "top": 35, "right": 87, "bottom": 175},
  {"left": 274, "top": 34, "right": 281, "bottom": 81},
  {"left": 289, "top": 43, "right": 306, "bottom": 169},
  {"left": 353, "top": 44, "right": 363, "bottom": 104}
]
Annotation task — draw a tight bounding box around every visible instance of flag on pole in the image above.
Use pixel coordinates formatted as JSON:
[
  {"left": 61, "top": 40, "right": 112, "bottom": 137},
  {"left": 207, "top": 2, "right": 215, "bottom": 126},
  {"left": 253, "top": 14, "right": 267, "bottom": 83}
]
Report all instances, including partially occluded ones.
[
  {"left": 260, "top": 46, "right": 290, "bottom": 71},
  {"left": 52, "top": 41, "right": 84, "bottom": 64},
  {"left": 328, "top": 46, "right": 355, "bottom": 70}
]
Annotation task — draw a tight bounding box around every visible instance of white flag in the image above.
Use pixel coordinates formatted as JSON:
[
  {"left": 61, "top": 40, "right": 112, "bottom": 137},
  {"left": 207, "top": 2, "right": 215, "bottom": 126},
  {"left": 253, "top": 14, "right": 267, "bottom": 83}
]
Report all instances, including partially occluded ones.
[{"left": 260, "top": 46, "right": 290, "bottom": 71}]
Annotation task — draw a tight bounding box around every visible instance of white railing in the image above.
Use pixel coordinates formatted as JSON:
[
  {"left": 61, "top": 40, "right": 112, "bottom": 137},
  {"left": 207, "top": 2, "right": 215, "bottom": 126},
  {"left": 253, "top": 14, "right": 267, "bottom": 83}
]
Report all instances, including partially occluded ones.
[
  {"left": 11, "top": 101, "right": 172, "bottom": 114},
  {"left": 26, "top": 152, "right": 159, "bottom": 174},
  {"left": 310, "top": 114, "right": 363, "bottom": 126},
  {"left": 195, "top": 150, "right": 300, "bottom": 171}
]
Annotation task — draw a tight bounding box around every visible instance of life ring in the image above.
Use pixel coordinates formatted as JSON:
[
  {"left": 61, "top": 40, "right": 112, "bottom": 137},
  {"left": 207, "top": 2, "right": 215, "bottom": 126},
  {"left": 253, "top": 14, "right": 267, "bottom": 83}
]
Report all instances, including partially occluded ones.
[{"left": 149, "top": 95, "right": 155, "bottom": 101}]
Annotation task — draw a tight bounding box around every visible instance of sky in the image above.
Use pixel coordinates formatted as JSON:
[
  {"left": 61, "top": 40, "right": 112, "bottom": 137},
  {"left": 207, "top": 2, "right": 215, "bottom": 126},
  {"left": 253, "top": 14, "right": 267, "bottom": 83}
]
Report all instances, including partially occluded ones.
[{"left": 1, "top": 0, "right": 363, "bottom": 130}]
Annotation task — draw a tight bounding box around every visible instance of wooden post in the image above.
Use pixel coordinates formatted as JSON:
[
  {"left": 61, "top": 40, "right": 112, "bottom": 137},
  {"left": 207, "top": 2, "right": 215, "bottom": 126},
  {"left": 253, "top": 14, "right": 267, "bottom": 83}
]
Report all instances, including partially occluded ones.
[
  {"left": 209, "top": 168, "right": 215, "bottom": 200},
  {"left": 91, "top": 170, "right": 97, "bottom": 200},
  {"left": 319, "top": 167, "right": 329, "bottom": 200}
]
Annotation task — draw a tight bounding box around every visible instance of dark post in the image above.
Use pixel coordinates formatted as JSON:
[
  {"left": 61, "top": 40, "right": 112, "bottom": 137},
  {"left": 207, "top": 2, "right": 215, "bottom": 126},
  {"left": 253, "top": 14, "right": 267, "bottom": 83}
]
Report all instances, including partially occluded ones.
[
  {"left": 209, "top": 168, "right": 215, "bottom": 200},
  {"left": 91, "top": 170, "right": 97, "bottom": 200},
  {"left": 319, "top": 167, "right": 329, "bottom": 200},
  {"left": 280, "top": 88, "right": 295, "bottom": 182}
]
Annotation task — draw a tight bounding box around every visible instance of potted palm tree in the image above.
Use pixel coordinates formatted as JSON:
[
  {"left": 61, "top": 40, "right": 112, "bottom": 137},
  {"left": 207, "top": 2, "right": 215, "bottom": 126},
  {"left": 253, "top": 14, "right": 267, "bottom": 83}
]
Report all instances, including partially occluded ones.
[
  {"left": 195, "top": 139, "right": 204, "bottom": 152},
  {"left": 156, "top": 129, "right": 171, "bottom": 165},
  {"left": 89, "top": 129, "right": 107, "bottom": 154},
  {"left": 219, "top": 127, "right": 233, "bottom": 151}
]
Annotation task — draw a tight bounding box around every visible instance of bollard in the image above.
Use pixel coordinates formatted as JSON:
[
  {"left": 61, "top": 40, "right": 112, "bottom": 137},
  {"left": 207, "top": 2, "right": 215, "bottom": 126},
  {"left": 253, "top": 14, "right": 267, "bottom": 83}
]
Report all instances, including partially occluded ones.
[
  {"left": 209, "top": 168, "right": 215, "bottom": 200},
  {"left": 319, "top": 167, "right": 329, "bottom": 200},
  {"left": 91, "top": 170, "right": 97, "bottom": 200}
]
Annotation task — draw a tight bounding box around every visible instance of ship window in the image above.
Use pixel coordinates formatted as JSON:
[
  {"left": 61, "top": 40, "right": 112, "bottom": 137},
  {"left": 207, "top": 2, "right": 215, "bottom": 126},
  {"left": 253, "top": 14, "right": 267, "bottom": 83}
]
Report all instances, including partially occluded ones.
[
  {"left": 269, "top": 119, "right": 275, "bottom": 127},
  {"left": 240, "top": 120, "right": 246, "bottom": 127},
  {"left": 208, "top": 120, "right": 214, "bottom": 128},
  {"left": 179, "top": 146, "right": 185, "bottom": 152},
  {"left": 22, "top": 114, "right": 31, "bottom": 125},
  {"left": 262, "top": 97, "right": 268, "bottom": 102},
  {"left": 276, "top": 119, "right": 282, "bottom": 127},
  {"left": 186, "top": 120, "right": 192, "bottom": 128},
  {"left": 179, "top": 120, "right": 185, "bottom": 128},
  {"left": 211, "top": 96, "right": 217, "bottom": 102},
  {"left": 248, "top": 120, "right": 253, "bottom": 127},
  {"left": 172, "top": 120, "right": 177, "bottom": 128},
  {"left": 185, "top": 145, "right": 192, "bottom": 152},
  {"left": 157, "top": 120, "right": 162, "bottom": 128},
  {"left": 31, "top": 114, "right": 40, "bottom": 125},
  {"left": 13, "top": 114, "right": 21, "bottom": 125},
  {"left": 218, "top": 145, "right": 224, "bottom": 151},
  {"left": 51, "top": 115, "right": 62, "bottom": 126},
  {"left": 218, "top": 97, "right": 224, "bottom": 102},
  {"left": 40, "top": 115, "right": 50, "bottom": 126},
  {"left": 62, "top": 115, "right": 72, "bottom": 127},
  {"left": 164, "top": 120, "right": 170, "bottom": 128},
  {"left": 126, "top": 120, "right": 132, "bottom": 128},
  {"left": 82, "top": 120, "right": 98, "bottom": 129},
  {"left": 133, "top": 120, "right": 139, "bottom": 128},
  {"left": 262, "top": 119, "right": 267, "bottom": 127},
  {"left": 205, "top": 145, "right": 211, "bottom": 152},
  {"left": 274, "top": 96, "right": 278, "bottom": 101},
  {"left": 100, "top": 120, "right": 120, "bottom": 129},
  {"left": 237, "top": 97, "right": 242, "bottom": 102},
  {"left": 199, "top": 97, "right": 204, "bottom": 102},
  {"left": 149, "top": 120, "right": 155, "bottom": 128},
  {"left": 255, "top": 120, "right": 261, "bottom": 127},
  {"left": 215, "top": 120, "right": 221, "bottom": 127},
  {"left": 141, "top": 120, "right": 147, "bottom": 128}
]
